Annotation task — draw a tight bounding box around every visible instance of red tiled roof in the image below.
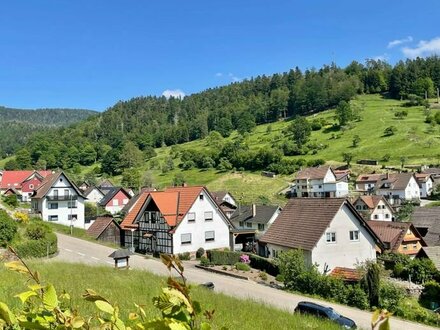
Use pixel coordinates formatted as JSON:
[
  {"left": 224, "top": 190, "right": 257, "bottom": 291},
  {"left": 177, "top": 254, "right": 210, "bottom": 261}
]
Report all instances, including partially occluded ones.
[
  {"left": 330, "top": 267, "right": 362, "bottom": 282},
  {"left": 120, "top": 186, "right": 205, "bottom": 229},
  {"left": 356, "top": 173, "right": 384, "bottom": 183},
  {"left": 0, "top": 170, "right": 51, "bottom": 189},
  {"left": 357, "top": 195, "right": 385, "bottom": 209}
]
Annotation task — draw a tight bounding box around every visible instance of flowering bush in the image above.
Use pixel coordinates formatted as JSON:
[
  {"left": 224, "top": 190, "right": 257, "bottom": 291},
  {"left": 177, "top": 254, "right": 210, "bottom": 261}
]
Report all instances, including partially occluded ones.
[{"left": 240, "top": 254, "right": 250, "bottom": 264}]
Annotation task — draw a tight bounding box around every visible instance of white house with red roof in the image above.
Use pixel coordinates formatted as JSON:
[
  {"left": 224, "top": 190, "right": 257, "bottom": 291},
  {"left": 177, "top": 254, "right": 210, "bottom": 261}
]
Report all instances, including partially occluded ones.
[
  {"left": 120, "top": 186, "right": 232, "bottom": 255},
  {"left": 353, "top": 195, "right": 394, "bottom": 221},
  {"left": 0, "top": 170, "right": 52, "bottom": 201}
]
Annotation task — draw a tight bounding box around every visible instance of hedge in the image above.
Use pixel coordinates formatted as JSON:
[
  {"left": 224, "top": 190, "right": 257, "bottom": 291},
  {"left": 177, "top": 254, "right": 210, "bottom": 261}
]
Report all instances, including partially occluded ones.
[
  {"left": 249, "top": 254, "right": 279, "bottom": 276},
  {"left": 13, "top": 232, "right": 58, "bottom": 258},
  {"left": 206, "top": 250, "right": 279, "bottom": 275},
  {"left": 207, "top": 250, "right": 241, "bottom": 265}
]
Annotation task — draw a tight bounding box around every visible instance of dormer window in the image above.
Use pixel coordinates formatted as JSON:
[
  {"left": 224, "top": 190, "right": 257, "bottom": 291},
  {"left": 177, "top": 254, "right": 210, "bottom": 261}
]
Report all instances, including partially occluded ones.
[{"left": 199, "top": 194, "right": 204, "bottom": 201}]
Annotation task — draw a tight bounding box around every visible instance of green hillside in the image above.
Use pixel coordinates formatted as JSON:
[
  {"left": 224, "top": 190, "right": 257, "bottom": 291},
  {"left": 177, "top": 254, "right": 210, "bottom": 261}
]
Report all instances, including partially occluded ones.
[
  {"left": 0, "top": 261, "right": 340, "bottom": 330},
  {"left": 68, "top": 94, "right": 439, "bottom": 206}
]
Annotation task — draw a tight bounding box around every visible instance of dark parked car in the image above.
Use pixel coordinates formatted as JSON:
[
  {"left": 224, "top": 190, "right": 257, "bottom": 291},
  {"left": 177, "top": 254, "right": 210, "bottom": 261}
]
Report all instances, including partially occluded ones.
[
  {"left": 200, "top": 282, "right": 215, "bottom": 290},
  {"left": 294, "top": 301, "right": 357, "bottom": 329}
]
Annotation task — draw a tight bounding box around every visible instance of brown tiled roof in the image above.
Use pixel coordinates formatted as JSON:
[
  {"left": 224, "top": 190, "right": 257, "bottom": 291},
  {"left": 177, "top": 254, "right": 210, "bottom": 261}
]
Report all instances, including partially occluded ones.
[
  {"left": 356, "top": 195, "right": 391, "bottom": 210},
  {"left": 295, "top": 166, "right": 332, "bottom": 180},
  {"left": 260, "top": 198, "right": 381, "bottom": 250},
  {"left": 356, "top": 174, "right": 384, "bottom": 183},
  {"left": 32, "top": 172, "right": 85, "bottom": 199},
  {"left": 415, "top": 173, "right": 432, "bottom": 183},
  {"left": 120, "top": 191, "right": 150, "bottom": 229},
  {"left": 164, "top": 186, "right": 204, "bottom": 224},
  {"left": 378, "top": 173, "right": 414, "bottom": 191},
  {"left": 368, "top": 221, "right": 426, "bottom": 252},
  {"left": 211, "top": 191, "right": 228, "bottom": 202},
  {"left": 87, "top": 216, "right": 117, "bottom": 239},
  {"left": 329, "top": 267, "right": 362, "bottom": 282}
]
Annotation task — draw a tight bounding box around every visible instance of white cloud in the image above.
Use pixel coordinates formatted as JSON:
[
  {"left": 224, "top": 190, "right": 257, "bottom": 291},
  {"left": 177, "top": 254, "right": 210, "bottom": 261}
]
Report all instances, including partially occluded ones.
[
  {"left": 387, "top": 36, "right": 413, "bottom": 48},
  {"left": 402, "top": 37, "right": 440, "bottom": 58},
  {"left": 162, "top": 89, "right": 185, "bottom": 99},
  {"left": 372, "top": 53, "right": 389, "bottom": 61},
  {"left": 228, "top": 72, "right": 242, "bottom": 82},
  {"left": 215, "top": 72, "right": 223, "bottom": 77}
]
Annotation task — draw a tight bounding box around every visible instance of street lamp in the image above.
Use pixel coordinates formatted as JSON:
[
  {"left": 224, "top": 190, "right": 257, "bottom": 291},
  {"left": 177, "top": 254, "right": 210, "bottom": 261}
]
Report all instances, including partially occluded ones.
[{"left": 130, "top": 229, "right": 135, "bottom": 252}]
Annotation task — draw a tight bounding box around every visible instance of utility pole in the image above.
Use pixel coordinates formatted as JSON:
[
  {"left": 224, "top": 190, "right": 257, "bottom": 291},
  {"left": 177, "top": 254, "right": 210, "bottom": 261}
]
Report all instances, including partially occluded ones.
[{"left": 437, "top": 87, "right": 439, "bottom": 103}]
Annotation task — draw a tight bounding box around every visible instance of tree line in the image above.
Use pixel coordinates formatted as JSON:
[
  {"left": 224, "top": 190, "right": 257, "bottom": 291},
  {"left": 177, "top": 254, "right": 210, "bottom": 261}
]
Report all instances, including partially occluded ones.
[{"left": 4, "top": 56, "right": 440, "bottom": 175}]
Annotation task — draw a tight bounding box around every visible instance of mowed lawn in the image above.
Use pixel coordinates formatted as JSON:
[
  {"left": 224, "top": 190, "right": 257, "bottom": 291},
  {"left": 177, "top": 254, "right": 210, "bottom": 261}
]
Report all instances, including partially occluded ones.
[{"left": 0, "top": 261, "right": 340, "bottom": 330}]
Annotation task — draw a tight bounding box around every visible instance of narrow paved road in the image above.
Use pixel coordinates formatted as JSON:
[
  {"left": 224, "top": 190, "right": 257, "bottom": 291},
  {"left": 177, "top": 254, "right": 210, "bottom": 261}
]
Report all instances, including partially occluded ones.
[{"left": 53, "top": 233, "right": 437, "bottom": 330}]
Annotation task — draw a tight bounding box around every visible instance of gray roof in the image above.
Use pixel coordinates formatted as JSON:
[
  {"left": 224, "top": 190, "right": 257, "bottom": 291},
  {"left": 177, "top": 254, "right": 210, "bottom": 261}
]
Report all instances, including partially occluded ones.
[
  {"left": 417, "top": 246, "right": 440, "bottom": 271},
  {"left": 108, "top": 248, "right": 132, "bottom": 259},
  {"left": 377, "top": 173, "right": 414, "bottom": 191},
  {"left": 411, "top": 207, "right": 440, "bottom": 246},
  {"left": 83, "top": 186, "right": 104, "bottom": 197},
  {"left": 99, "top": 187, "right": 130, "bottom": 207},
  {"left": 230, "top": 205, "right": 280, "bottom": 225}
]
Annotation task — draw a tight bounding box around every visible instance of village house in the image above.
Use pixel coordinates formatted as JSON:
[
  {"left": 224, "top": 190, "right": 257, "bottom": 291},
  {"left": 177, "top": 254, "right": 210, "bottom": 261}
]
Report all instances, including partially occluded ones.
[
  {"left": 411, "top": 207, "right": 440, "bottom": 247},
  {"left": 368, "top": 221, "right": 426, "bottom": 257},
  {"left": 260, "top": 198, "right": 383, "bottom": 273},
  {"left": 83, "top": 186, "right": 105, "bottom": 204},
  {"left": 99, "top": 187, "right": 132, "bottom": 214},
  {"left": 0, "top": 170, "right": 52, "bottom": 201},
  {"left": 291, "top": 166, "right": 349, "bottom": 198},
  {"left": 211, "top": 191, "right": 237, "bottom": 218},
  {"left": 31, "top": 172, "right": 86, "bottom": 229},
  {"left": 229, "top": 204, "right": 281, "bottom": 252},
  {"left": 415, "top": 173, "right": 434, "bottom": 198},
  {"left": 120, "top": 186, "right": 233, "bottom": 256},
  {"left": 355, "top": 173, "right": 384, "bottom": 193},
  {"left": 353, "top": 195, "right": 394, "bottom": 221}
]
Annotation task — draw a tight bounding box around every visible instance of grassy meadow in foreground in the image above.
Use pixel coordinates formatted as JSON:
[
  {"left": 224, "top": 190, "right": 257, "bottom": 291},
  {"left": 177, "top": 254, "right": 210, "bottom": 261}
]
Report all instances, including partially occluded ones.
[{"left": 0, "top": 261, "right": 341, "bottom": 330}]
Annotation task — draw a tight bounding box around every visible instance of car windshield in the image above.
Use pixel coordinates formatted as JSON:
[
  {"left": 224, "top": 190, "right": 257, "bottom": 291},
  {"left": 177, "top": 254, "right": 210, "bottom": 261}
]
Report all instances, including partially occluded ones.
[{"left": 327, "top": 309, "right": 341, "bottom": 320}]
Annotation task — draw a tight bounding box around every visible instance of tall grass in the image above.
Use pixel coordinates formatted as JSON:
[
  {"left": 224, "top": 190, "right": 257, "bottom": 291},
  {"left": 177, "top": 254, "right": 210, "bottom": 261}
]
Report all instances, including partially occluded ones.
[{"left": 0, "top": 261, "right": 340, "bottom": 330}]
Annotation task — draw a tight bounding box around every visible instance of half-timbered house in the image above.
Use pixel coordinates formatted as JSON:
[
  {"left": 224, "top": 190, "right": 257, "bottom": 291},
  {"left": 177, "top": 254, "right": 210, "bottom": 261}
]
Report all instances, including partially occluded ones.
[{"left": 120, "top": 186, "right": 233, "bottom": 256}]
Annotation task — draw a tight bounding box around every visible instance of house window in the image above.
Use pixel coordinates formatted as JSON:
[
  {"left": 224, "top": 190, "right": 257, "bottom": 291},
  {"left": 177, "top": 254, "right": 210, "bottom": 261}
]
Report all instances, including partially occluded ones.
[
  {"left": 326, "top": 232, "right": 336, "bottom": 243},
  {"left": 29, "top": 184, "right": 34, "bottom": 189},
  {"left": 181, "top": 233, "right": 191, "bottom": 245},
  {"left": 271, "top": 249, "right": 278, "bottom": 258},
  {"left": 363, "top": 205, "right": 368, "bottom": 210},
  {"left": 205, "top": 231, "right": 215, "bottom": 242},
  {"left": 356, "top": 205, "right": 361, "bottom": 210},
  {"left": 246, "top": 222, "right": 253, "bottom": 228},
  {"left": 113, "top": 199, "right": 119, "bottom": 206},
  {"left": 204, "top": 211, "right": 213, "bottom": 221},
  {"left": 350, "top": 230, "right": 360, "bottom": 241},
  {"left": 412, "top": 243, "right": 417, "bottom": 249},
  {"left": 148, "top": 212, "right": 157, "bottom": 224},
  {"left": 239, "top": 221, "right": 244, "bottom": 227},
  {"left": 199, "top": 194, "right": 204, "bottom": 201},
  {"left": 48, "top": 202, "right": 58, "bottom": 209},
  {"left": 374, "top": 214, "right": 379, "bottom": 219},
  {"left": 68, "top": 214, "right": 77, "bottom": 221},
  {"left": 403, "top": 245, "right": 408, "bottom": 250},
  {"left": 68, "top": 201, "right": 77, "bottom": 209},
  {"left": 187, "top": 212, "right": 196, "bottom": 222},
  {"left": 319, "top": 185, "right": 322, "bottom": 189},
  {"left": 385, "top": 214, "right": 390, "bottom": 219},
  {"left": 64, "top": 189, "right": 70, "bottom": 198},
  {"left": 258, "top": 224, "right": 265, "bottom": 231},
  {"left": 53, "top": 190, "right": 58, "bottom": 198},
  {"left": 48, "top": 215, "right": 58, "bottom": 221}
]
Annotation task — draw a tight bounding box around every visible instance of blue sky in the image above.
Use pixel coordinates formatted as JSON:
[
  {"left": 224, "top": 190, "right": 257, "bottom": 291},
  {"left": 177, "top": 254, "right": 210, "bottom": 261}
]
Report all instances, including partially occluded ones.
[{"left": 1, "top": 0, "right": 439, "bottom": 111}]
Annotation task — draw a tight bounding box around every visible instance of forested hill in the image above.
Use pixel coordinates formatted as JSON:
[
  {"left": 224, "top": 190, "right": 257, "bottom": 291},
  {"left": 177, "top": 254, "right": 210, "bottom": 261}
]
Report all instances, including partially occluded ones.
[
  {"left": 5, "top": 56, "right": 440, "bottom": 173},
  {"left": 0, "top": 107, "right": 98, "bottom": 126},
  {"left": 0, "top": 107, "right": 97, "bottom": 157}
]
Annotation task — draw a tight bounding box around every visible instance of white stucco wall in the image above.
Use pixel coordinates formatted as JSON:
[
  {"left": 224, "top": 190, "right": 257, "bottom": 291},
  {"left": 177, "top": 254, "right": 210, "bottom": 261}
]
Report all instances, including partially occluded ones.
[
  {"left": 419, "top": 179, "right": 433, "bottom": 198},
  {"left": 370, "top": 201, "right": 393, "bottom": 221},
  {"left": 312, "top": 204, "right": 377, "bottom": 273},
  {"left": 173, "top": 189, "right": 230, "bottom": 254},
  {"left": 38, "top": 174, "right": 85, "bottom": 228},
  {"left": 85, "top": 189, "right": 104, "bottom": 204}
]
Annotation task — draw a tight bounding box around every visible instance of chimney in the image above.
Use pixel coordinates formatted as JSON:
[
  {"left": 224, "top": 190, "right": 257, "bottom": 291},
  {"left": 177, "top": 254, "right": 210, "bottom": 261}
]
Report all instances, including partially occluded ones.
[
  {"left": 252, "top": 204, "right": 256, "bottom": 218},
  {"left": 182, "top": 182, "right": 187, "bottom": 187}
]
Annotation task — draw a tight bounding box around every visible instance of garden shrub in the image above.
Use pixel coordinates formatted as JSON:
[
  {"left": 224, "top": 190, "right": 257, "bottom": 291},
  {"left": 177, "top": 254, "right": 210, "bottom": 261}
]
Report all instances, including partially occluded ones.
[
  {"left": 0, "top": 210, "right": 18, "bottom": 246},
  {"left": 346, "top": 284, "right": 369, "bottom": 310},
  {"left": 2, "top": 194, "right": 18, "bottom": 208},
  {"left": 207, "top": 250, "right": 241, "bottom": 265},
  {"left": 13, "top": 211, "right": 29, "bottom": 224},
  {"left": 199, "top": 256, "right": 211, "bottom": 266},
  {"left": 249, "top": 254, "right": 279, "bottom": 276},
  {"left": 275, "top": 274, "right": 284, "bottom": 282},
  {"left": 13, "top": 232, "right": 58, "bottom": 258},
  {"left": 394, "top": 298, "right": 440, "bottom": 326},
  {"left": 259, "top": 271, "right": 268, "bottom": 281},
  {"left": 25, "top": 222, "right": 51, "bottom": 240},
  {"left": 235, "top": 262, "right": 251, "bottom": 272},
  {"left": 379, "top": 281, "right": 406, "bottom": 311},
  {"left": 420, "top": 281, "right": 440, "bottom": 309},
  {"left": 177, "top": 252, "right": 191, "bottom": 260},
  {"left": 196, "top": 247, "right": 205, "bottom": 259}
]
